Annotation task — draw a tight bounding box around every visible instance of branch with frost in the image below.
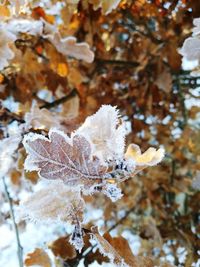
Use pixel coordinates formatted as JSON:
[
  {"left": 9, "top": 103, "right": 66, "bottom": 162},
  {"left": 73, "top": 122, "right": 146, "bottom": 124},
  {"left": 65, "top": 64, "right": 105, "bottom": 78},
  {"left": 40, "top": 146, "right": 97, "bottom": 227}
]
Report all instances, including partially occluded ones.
[{"left": 20, "top": 105, "right": 165, "bottom": 253}]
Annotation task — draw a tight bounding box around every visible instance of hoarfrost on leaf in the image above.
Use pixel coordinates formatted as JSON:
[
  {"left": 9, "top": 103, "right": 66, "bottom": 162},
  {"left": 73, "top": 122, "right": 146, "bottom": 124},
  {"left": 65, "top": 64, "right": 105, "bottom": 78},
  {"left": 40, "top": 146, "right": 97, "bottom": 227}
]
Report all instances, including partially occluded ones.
[
  {"left": 24, "top": 101, "right": 63, "bottom": 130},
  {"left": 23, "top": 128, "right": 107, "bottom": 191},
  {"left": 102, "top": 183, "right": 123, "bottom": 202},
  {"left": 69, "top": 223, "right": 84, "bottom": 252},
  {"left": 19, "top": 181, "right": 85, "bottom": 224},
  {"left": 179, "top": 37, "right": 200, "bottom": 61},
  {"left": 5, "top": 18, "right": 43, "bottom": 36},
  {"left": 75, "top": 105, "right": 126, "bottom": 162}
]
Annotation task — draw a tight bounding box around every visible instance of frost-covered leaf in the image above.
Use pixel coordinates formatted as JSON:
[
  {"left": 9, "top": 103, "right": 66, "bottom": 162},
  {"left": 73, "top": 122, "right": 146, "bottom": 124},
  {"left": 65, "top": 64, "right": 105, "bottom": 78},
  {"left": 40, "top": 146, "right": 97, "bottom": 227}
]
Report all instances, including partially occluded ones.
[
  {"left": 90, "top": 226, "right": 128, "bottom": 267},
  {"left": 179, "top": 37, "right": 200, "bottom": 61},
  {"left": 5, "top": 18, "right": 43, "bottom": 36},
  {"left": 89, "top": 0, "right": 121, "bottom": 14},
  {"left": 192, "top": 171, "right": 200, "bottom": 190},
  {"left": 75, "top": 105, "right": 126, "bottom": 162},
  {"left": 0, "top": 27, "right": 16, "bottom": 70},
  {"left": 24, "top": 102, "right": 63, "bottom": 130},
  {"left": 192, "top": 18, "right": 200, "bottom": 36},
  {"left": 50, "top": 33, "right": 94, "bottom": 63},
  {"left": 125, "top": 144, "right": 165, "bottom": 167},
  {"left": 0, "top": 134, "right": 21, "bottom": 178},
  {"left": 23, "top": 128, "right": 107, "bottom": 190},
  {"left": 24, "top": 248, "right": 51, "bottom": 267},
  {"left": 19, "top": 181, "right": 84, "bottom": 223}
]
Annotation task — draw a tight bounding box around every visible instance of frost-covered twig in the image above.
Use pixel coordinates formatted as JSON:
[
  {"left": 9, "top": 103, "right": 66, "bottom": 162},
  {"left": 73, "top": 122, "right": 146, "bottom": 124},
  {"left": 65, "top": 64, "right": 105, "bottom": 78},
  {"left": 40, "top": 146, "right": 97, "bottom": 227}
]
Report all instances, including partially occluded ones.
[{"left": 2, "top": 177, "right": 23, "bottom": 267}]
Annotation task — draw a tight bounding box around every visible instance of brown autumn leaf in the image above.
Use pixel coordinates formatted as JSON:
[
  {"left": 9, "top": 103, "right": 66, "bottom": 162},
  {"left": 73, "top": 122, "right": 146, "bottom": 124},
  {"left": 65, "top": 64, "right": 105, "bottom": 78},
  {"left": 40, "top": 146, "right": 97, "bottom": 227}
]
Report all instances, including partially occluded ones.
[
  {"left": 24, "top": 248, "right": 51, "bottom": 267},
  {"left": 49, "top": 236, "right": 76, "bottom": 260},
  {"left": 91, "top": 227, "right": 154, "bottom": 267}
]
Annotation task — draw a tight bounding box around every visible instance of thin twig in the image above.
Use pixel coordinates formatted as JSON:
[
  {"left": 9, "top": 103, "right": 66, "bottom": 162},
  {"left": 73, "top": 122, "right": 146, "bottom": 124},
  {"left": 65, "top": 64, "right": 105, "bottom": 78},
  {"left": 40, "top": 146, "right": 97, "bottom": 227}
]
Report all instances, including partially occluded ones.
[
  {"left": 2, "top": 176, "right": 23, "bottom": 267},
  {"left": 40, "top": 88, "right": 78, "bottom": 109},
  {"left": 95, "top": 58, "right": 139, "bottom": 67}
]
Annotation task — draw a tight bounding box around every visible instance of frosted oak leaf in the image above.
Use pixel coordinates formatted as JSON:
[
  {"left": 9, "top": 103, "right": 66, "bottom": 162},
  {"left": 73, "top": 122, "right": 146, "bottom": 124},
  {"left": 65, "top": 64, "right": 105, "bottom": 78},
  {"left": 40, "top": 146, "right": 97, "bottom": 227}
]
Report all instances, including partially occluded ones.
[
  {"left": 24, "top": 101, "right": 63, "bottom": 130},
  {"left": 19, "top": 181, "right": 84, "bottom": 224},
  {"left": 49, "top": 33, "right": 94, "bottom": 63},
  {"left": 75, "top": 105, "right": 126, "bottom": 162},
  {"left": 19, "top": 181, "right": 85, "bottom": 251},
  {"left": 23, "top": 128, "right": 107, "bottom": 191}
]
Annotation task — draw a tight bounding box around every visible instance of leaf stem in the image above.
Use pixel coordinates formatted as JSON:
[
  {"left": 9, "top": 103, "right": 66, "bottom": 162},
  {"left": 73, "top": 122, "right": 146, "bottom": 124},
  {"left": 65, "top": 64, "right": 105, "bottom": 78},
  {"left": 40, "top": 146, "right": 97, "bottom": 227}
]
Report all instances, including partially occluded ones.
[{"left": 2, "top": 176, "right": 23, "bottom": 267}]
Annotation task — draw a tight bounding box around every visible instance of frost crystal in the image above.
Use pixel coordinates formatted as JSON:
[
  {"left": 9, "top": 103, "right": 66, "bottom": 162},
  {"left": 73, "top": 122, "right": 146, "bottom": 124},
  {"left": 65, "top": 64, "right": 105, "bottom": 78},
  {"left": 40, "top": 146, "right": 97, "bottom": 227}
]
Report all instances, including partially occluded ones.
[
  {"left": 69, "top": 224, "right": 84, "bottom": 252},
  {"left": 75, "top": 105, "right": 126, "bottom": 162},
  {"left": 102, "top": 183, "right": 123, "bottom": 202}
]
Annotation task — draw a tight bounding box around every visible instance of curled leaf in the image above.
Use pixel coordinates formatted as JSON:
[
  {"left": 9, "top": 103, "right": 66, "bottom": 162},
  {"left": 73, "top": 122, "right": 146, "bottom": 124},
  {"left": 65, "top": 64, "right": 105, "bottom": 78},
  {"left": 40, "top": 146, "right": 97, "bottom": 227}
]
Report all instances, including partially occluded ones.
[{"left": 125, "top": 144, "right": 165, "bottom": 167}]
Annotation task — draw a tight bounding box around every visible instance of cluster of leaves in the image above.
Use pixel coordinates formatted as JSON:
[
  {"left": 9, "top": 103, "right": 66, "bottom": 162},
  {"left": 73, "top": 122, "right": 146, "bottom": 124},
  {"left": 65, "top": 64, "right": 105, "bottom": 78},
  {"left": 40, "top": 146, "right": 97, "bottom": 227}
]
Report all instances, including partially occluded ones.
[{"left": 0, "top": 0, "right": 200, "bottom": 267}]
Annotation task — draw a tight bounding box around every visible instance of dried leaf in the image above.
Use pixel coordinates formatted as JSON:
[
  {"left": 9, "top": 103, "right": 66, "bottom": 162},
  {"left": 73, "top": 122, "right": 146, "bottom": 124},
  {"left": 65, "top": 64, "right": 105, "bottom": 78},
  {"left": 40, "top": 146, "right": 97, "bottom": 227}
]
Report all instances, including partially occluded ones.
[
  {"left": 24, "top": 102, "right": 63, "bottom": 130},
  {"left": 24, "top": 248, "right": 51, "bottom": 267},
  {"left": 50, "top": 34, "right": 94, "bottom": 63},
  {"left": 89, "top": 0, "right": 121, "bottom": 14},
  {"left": 125, "top": 144, "right": 164, "bottom": 167},
  {"left": 49, "top": 236, "right": 77, "bottom": 260},
  {"left": 90, "top": 226, "right": 128, "bottom": 267}
]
